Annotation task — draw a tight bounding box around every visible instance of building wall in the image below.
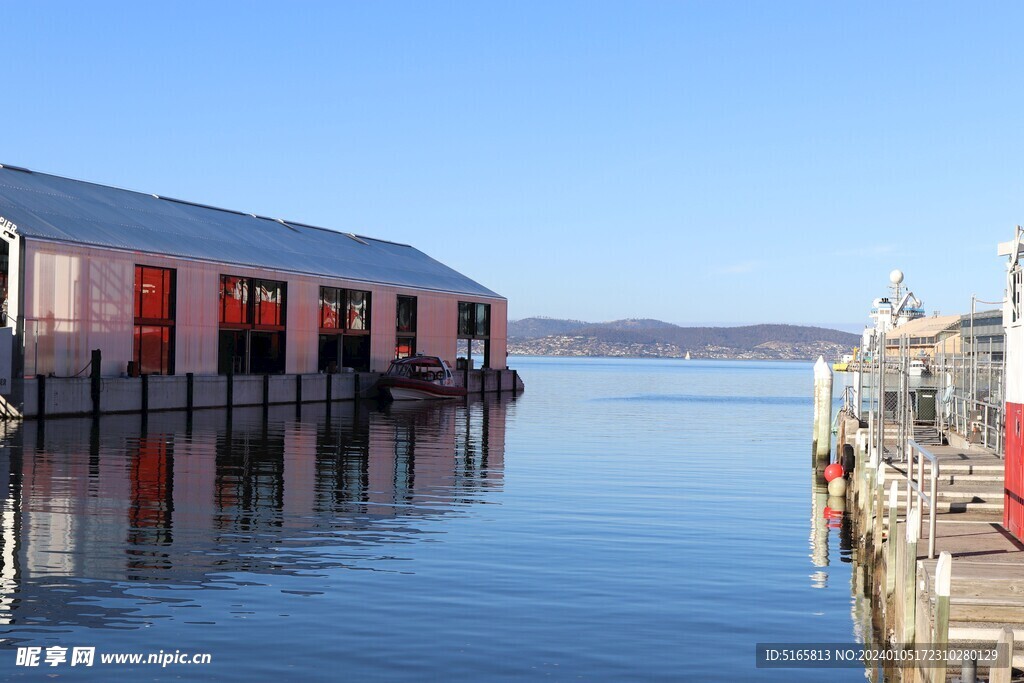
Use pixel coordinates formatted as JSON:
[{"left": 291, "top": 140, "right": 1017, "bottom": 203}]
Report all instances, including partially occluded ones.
[{"left": 22, "top": 240, "right": 506, "bottom": 377}]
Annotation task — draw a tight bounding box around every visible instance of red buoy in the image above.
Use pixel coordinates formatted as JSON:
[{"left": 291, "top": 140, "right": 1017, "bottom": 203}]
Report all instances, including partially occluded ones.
[{"left": 824, "top": 463, "right": 844, "bottom": 483}]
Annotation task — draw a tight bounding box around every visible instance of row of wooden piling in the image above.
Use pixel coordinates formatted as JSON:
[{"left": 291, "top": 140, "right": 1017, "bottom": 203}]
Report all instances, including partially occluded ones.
[{"left": 840, "top": 415, "right": 1016, "bottom": 682}]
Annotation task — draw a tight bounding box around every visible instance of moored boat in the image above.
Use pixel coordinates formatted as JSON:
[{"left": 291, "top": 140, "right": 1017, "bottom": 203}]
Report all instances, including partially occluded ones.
[
  {"left": 378, "top": 355, "right": 467, "bottom": 401},
  {"left": 907, "top": 358, "right": 930, "bottom": 376}
]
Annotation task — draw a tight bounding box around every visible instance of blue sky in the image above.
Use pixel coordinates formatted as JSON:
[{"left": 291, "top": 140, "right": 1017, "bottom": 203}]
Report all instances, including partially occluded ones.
[{"left": 2, "top": 2, "right": 1022, "bottom": 330}]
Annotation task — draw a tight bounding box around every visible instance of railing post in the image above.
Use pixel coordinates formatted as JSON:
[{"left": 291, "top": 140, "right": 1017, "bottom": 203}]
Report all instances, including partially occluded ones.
[
  {"left": 917, "top": 449, "right": 925, "bottom": 541},
  {"left": 929, "top": 459, "right": 938, "bottom": 559}
]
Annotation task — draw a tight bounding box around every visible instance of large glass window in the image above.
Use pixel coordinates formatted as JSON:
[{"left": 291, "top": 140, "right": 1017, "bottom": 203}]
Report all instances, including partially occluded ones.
[
  {"left": 458, "top": 301, "right": 492, "bottom": 368},
  {"left": 318, "top": 286, "right": 372, "bottom": 372},
  {"left": 219, "top": 275, "right": 287, "bottom": 374},
  {"left": 134, "top": 265, "right": 175, "bottom": 375},
  {"left": 458, "top": 302, "right": 490, "bottom": 339}
]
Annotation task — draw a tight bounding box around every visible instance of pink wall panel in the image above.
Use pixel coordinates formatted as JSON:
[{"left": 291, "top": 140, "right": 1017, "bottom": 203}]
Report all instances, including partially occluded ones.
[
  {"left": 370, "top": 289, "right": 397, "bottom": 372},
  {"left": 22, "top": 240, "right": 507, "bottom": 377}
]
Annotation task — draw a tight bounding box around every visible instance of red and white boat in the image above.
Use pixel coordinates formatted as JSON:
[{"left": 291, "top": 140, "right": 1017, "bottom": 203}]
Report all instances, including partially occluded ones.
[{"left": 377, "top": 355, "right": 467, "bottom": 401}]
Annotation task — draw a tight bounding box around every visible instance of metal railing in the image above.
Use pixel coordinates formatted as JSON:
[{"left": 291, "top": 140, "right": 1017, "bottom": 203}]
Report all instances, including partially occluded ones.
[
  {"left": 945, "top": 393, "right": 1003, "bottom": 454},
  {"left": 906, "top": 439, "right": 940, "bottom": 559}
]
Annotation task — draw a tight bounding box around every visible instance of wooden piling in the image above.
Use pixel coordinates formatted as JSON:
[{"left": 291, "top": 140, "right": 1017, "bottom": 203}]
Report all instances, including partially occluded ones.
[
  {"left": 186, "top": 372, "right": 194, "bottom": 413},
  {"left": 872, "top": 463, "right": 886, "bottom": 560},
  {"left": 904, "top": 505, "right": 920, "bottom": 644},
  {"left": 886, "top": 481, "right": 899, "bottom": 596},
  {"left": 227, "top": 365, "right": 234, "bottom": 412},
  {"left": 933, "top": 551, "right": 951, "bottom": 683},
  {"left": 141, "top": 373, "right": 149, "bottom": 415},
  {"left": 36, "top": 374, "right": 45, "bottom": 421},
  {"left": 992, "top": 627, "right": 1015, "bottom": 683},
  {"left": 90, "top": 349, "right": 102, "bottom": 418},
  {"left": 813, "top": 357, "right": 833, "bottom": 460}
]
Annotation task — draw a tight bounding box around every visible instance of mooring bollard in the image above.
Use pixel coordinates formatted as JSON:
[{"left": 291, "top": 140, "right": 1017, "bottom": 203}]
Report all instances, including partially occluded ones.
[
  {"left": 903, "top": 505, "right": 920, "bottom": 644},
  {"left": 933, "top": 551, "right": 952, "bottom": 683},
  {"left": 813, "top": 357, "right": 833, "bottom": 460}
]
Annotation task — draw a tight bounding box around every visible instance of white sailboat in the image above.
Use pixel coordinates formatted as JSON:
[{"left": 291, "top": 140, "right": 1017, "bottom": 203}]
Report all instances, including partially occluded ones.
[{"left": 685, "top": 351, "right": 691, "bottom": 360}]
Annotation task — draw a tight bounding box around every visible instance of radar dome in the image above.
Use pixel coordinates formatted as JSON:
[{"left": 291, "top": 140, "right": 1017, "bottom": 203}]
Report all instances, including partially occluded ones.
[{"left": 889, "top": 269, "right": 904, "bottom": 285}]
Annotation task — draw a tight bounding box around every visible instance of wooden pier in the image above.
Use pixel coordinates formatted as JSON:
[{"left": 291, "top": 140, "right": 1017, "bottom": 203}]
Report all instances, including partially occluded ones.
[{"left": 840, "top": 414, "right": 1024, "bottom": 682}]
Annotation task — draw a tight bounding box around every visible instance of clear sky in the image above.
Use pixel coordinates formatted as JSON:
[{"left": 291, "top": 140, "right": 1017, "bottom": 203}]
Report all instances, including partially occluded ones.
[{"left": 2, "top": 2, "right": 1022, "bottom": 330}]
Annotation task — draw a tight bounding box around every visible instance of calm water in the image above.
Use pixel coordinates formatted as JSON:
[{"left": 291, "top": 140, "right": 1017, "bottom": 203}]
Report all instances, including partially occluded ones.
[{"left": 0, "top": 358, "right": 866, "bottom": 681}]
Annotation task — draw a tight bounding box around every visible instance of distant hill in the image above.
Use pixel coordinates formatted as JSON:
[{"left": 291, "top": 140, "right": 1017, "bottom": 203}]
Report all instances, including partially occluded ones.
[
  {"left": 506, "top": 317, "right": 588, "bottom": 338},
  {"left": 508, "top": 318, "right": 860, "bottom": 360}
]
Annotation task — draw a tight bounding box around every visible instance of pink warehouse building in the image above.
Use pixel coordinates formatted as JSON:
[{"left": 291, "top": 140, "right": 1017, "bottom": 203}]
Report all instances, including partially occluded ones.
[{"left": 0, "top": 164, "right": 507, "bottom": 393}]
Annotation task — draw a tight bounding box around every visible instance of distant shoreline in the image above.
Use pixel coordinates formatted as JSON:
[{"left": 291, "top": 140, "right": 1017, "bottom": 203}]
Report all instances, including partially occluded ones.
[{"left": 506, "top": 353, "right": 817, "bottom": 362}]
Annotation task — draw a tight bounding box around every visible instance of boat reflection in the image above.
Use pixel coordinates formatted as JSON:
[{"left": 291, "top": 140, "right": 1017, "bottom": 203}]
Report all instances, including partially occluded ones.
[{"left": 0, "top": 395, "right": 512, "bottom": 632}]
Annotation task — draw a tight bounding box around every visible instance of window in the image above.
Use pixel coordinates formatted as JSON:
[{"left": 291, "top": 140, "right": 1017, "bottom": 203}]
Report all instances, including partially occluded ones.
[
  {"left": 134, "top": 265, "right": 175, "bottom": 375},
  {"left": 218, "top": 275, "right": 287, "bottom": 374},
  {"left": 220, "top": 275, "right": 250, "bottom": 325},
  {"left": 318, "top": 286, "right": 372, "bottom": 372},
  {"left": 396, "top": 295, "right": 417, "bottom": 358},
  {"left": 320, "top": 286, "right": 342, "bottom": 330},
  {"left": 458, "top": 302, "right": 490, "bottom": 339},
  {"left": 254, "top": 279, "right": 285, "bottom": 327},
  {"left": 458, "top": 301, "right": 492, "bottom": 368},
  {"left": 347, "top": 290, "right": 370, "bottom": 331}
]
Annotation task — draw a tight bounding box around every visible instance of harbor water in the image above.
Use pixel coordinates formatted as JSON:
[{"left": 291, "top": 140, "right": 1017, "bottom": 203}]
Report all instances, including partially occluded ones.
[{"left": 0, "top": 357, "right": 865, "bottom": 681}]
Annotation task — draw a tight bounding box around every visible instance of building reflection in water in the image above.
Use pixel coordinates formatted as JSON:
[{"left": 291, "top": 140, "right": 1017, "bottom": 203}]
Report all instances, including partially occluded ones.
[{"left": 0, "top": 395, "right": 511, "bottom": 631}]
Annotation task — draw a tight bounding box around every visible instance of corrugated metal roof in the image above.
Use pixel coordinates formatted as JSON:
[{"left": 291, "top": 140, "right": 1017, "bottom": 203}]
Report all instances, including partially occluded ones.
[
  {"left": 0, "top": 164, "right": 502, "bottom": 299},
  {"left": 885, "top": 314, "right": 961, "bottom": 339}
]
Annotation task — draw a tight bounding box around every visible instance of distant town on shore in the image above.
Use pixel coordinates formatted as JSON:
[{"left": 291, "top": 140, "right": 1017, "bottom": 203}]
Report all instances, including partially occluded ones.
[{"left": 507, "top": 317, "right": 858, "bottom": 361}]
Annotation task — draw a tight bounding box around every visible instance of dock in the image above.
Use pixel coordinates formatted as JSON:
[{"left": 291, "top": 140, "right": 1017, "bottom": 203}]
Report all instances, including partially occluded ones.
[{"left": 836, "top": 375, "right": 1023, "bottom": 682}]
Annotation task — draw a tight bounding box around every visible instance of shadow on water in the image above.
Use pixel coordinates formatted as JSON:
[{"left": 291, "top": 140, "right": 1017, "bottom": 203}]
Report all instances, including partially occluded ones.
[{"left": 0, "top": 394, "right": 514, "bottom": 640}]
